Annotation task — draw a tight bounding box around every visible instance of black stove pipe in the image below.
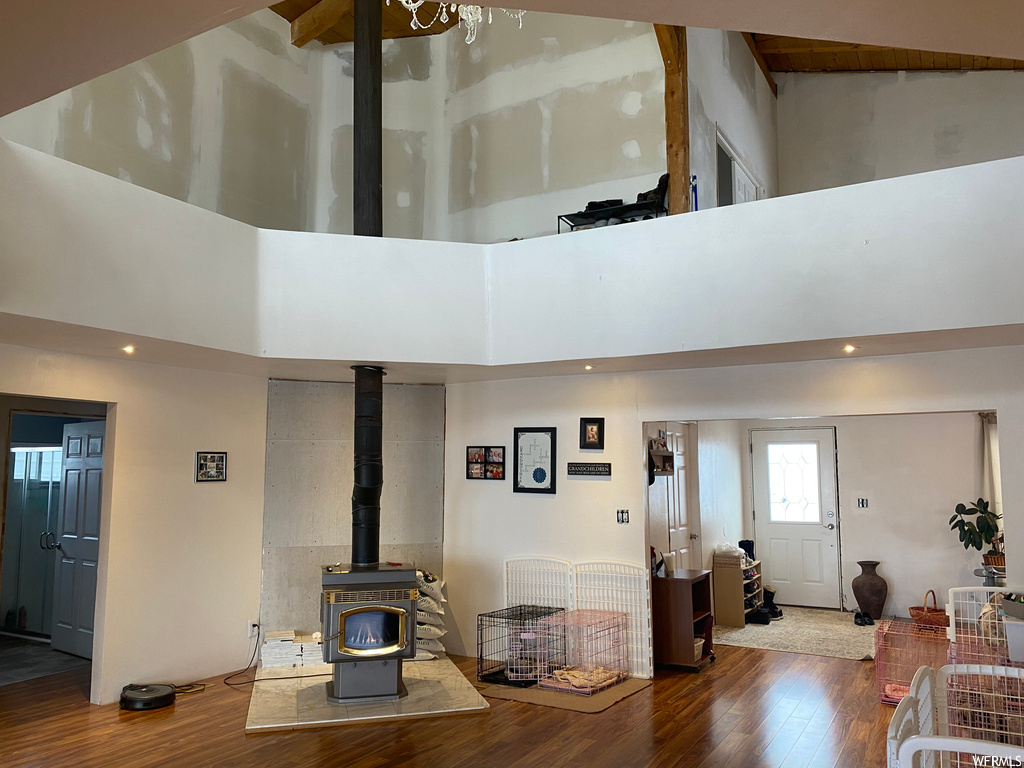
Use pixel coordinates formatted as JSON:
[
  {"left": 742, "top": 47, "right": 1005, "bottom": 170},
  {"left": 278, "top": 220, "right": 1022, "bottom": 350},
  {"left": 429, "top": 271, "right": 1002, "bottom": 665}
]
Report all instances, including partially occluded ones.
[{"left": 352, "top": 365, "right": 385, "bottom": 566}]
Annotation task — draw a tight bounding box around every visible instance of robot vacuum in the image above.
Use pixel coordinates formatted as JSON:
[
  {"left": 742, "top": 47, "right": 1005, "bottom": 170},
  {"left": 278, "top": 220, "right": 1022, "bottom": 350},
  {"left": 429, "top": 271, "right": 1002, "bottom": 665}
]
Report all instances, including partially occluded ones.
[{"left": 119, "top": 684, "right": 176, "bottom": 711}]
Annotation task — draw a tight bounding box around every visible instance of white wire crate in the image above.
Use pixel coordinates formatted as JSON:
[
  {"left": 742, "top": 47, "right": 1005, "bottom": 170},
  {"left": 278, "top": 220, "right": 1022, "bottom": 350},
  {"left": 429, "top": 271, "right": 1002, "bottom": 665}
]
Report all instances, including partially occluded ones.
[
  {"left": 536, "top": 609, "right": 629, "bottom": 696},
  {"left": 947, "top": 587, "right": 1024, "bottom": 669},
  {"left": 477, "top": 604, "right": 565, "bottom": 686}
]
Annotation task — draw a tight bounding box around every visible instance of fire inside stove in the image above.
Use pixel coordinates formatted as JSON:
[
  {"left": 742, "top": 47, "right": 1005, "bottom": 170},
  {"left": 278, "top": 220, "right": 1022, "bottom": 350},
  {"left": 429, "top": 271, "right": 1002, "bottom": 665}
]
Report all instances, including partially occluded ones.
[{"left": 337, "top": 605, "right": 408, "bottom": 655}]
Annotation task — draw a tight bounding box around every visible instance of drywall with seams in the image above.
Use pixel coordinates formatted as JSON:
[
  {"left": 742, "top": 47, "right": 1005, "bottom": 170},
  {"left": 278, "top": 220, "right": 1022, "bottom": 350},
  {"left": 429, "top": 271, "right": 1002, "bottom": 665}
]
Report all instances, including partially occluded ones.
[{"left": 777, "top": 71, "right": 1024, "bottom": 197}]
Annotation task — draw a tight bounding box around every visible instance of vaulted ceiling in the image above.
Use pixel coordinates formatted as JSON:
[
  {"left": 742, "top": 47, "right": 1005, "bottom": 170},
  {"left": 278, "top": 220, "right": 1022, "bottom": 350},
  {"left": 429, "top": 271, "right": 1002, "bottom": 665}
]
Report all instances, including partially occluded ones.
[{"left": 2, "top": 0, "right": 1024, "bottom": 117}]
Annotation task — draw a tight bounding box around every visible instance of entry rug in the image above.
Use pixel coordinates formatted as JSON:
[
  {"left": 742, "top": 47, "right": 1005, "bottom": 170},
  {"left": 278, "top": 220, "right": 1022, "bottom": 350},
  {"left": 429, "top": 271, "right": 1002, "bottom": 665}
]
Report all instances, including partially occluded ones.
[
  {"left": 712, "top": 606, "right": 875, "bottom": 661},
  {"left": 475, "top": 677, "right": 651, "bottom": 713}
]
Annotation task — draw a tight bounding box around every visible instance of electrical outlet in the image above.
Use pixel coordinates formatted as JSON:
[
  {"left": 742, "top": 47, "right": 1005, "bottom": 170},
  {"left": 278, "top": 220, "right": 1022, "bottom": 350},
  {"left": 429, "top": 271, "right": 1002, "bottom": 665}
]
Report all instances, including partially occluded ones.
[
  {"left": 616, "top": 509, "right": 629, "bottom": 524},
  {"left": 248, "top": 620, "right": 260, "bottom": 638},
  {"left": 858, "top": 498, "right": 869, "bottom": 508}
]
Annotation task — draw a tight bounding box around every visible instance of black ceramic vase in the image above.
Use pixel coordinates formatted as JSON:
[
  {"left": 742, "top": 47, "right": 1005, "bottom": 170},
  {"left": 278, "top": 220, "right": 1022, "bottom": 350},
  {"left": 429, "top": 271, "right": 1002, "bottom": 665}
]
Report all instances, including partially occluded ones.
[{"left": 852, "top": 560, "right": 888, "bottom": 620}]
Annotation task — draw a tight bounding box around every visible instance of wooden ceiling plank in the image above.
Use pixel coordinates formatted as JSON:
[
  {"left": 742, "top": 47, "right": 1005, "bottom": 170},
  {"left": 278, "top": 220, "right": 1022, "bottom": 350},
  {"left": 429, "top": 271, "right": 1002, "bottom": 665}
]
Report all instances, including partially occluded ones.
[
  {"left": 291, "top": 0, "right": 355, "bottom": 47},
  {"left": 742, "top": 32, "right": 777, "bottom": 97},
  {"left": 894, "top": 48, "right": 909, "bottom": 70},
  {"left": 868, "top": 50, "right": 886, "bottom": 70},
  {"left": 755, "top": 37, "right": 890, "bottom": 55},
  {"left": 882, "top": 48, "right": 898, "bottom": 69},
  {"left": 907, "top": 49, "right": 922, "bottom": 69}
]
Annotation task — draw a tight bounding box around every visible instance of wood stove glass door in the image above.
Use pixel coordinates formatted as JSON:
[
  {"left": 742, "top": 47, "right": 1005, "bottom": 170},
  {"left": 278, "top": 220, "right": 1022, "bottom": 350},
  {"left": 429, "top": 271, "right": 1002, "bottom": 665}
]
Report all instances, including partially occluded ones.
[{"left": 338, "top": 605, "right": 407, "bottom": 656}]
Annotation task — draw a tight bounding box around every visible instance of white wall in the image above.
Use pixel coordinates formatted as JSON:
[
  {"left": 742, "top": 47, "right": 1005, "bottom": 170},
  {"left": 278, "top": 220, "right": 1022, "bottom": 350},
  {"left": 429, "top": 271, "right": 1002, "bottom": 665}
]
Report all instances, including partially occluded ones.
[
  {"left": 0, "top": 342, "right": 268, "bottom": 705},
  {"left": 6, "top": 136, "right": 1024, "bottom": 369},
  {"left": 443, "top": 345, "right": 1024, "bottom": 656},
  {"left": 696, "top": 420, "right": 745, "bottom": 571},
  {"left": 687, "top": 28, "right": 778, "bottom": 207},
  {"left": 737, "top": 413, "right": 983, "bottom": 617},
  {"left": 777, "top": 71, "right": 1024, "bottom": 196},
  {"left": 442, "top": 374, "right": 647, "bottom": 655}
]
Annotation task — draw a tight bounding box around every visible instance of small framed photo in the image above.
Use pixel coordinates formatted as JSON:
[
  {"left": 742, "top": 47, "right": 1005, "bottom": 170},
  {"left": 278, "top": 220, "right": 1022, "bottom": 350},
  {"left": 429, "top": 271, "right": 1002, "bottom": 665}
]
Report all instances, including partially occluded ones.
[
  {"left": 195, "top": 451, "right": 227, "bottom": 482},
  {"left": 513, "top": 428, "right": 556, "bottom": 494},
  {"left": 580, "top": 418, "right": 605, "bottom": 450},
  {"left": 468, "top": 446, "right": 505, "bottom": 480}
]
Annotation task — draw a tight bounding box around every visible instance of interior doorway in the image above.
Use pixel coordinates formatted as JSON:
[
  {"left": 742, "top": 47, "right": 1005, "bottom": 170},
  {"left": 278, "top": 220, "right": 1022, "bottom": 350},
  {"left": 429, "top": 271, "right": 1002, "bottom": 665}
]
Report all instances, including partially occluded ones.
[
  {"left": 645, "top": 421, "right": 701, "bottom": 572},
  {"left": 0, "top": 400, "right": 107, "bottom": 688}
]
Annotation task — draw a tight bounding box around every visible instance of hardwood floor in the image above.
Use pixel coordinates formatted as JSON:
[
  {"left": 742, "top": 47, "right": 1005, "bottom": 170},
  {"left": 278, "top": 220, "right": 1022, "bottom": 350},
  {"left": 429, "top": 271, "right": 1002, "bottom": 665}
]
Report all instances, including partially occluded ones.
[{"left": 0, "top": 647, "right": 892, "bottom": 767}]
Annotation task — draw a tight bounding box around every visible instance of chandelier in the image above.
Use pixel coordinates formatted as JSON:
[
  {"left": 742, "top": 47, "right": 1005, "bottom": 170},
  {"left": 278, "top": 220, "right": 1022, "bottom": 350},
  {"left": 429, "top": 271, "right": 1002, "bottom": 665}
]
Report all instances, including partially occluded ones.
[{"left": 386, "top": 1, "right": 525, "bottom": 44}]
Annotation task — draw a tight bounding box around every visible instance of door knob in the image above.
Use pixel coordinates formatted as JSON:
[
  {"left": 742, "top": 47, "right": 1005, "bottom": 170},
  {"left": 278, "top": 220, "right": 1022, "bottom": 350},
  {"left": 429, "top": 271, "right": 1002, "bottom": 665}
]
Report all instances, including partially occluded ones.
[
  {"left": 824, "top": 523, "right": 835, "bottom": 530},
  {"left": 689, "top": 533, "right": 699, "bottom": 540}
]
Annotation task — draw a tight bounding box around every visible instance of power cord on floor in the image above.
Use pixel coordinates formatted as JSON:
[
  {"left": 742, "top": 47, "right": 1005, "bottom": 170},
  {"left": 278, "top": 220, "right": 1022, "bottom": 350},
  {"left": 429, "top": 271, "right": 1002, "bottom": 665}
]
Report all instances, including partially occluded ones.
[
  {"left": 223, "top": 621, "right": 261, "bottom": 687},
  {"left": 222, "top": 621, "right": 332, "bottom": 687}
]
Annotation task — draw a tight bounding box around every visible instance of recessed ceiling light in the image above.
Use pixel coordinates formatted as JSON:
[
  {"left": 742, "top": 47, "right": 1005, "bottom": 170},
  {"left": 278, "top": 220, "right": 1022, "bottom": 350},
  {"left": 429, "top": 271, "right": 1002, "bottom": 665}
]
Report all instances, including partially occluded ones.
[
  {"left": 122, "top": 345, "right": 135, "bottom": 354},
  {"left": 843, "top": 344, "right": 857, "bottom": 353},
  {"left": 584, "top": 365, "right": 593, "bottom": 371}
]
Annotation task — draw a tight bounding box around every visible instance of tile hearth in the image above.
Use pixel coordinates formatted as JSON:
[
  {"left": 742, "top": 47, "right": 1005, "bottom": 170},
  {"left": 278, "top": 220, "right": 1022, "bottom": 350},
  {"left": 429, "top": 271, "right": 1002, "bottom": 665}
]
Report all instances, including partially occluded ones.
[{"left": 245, "top": 657, "right": 488, "bottom": 733}]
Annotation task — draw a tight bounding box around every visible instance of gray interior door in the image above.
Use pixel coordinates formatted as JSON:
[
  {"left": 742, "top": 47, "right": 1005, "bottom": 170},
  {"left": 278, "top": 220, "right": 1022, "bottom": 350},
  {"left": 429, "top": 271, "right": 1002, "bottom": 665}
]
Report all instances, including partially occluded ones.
[{"left": 51, "top": 422, "right": 104, "bottom": 658}]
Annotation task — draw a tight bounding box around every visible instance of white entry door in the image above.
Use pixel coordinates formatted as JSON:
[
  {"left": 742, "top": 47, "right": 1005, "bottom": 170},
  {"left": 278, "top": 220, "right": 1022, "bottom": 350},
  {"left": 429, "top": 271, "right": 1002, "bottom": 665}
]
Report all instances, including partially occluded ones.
[
  {"left": 51, "top": 421, "right": 105, "bottom": 658},
  {"left": 751, "top": 428, "right": 840, "bottom": 608}
]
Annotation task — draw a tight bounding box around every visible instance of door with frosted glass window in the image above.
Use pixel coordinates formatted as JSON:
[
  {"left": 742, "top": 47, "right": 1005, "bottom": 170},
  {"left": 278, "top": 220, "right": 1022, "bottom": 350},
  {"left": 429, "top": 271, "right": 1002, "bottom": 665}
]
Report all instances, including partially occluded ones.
[{"left": 751, "top": 429, "right": 840, "bottom": 608}]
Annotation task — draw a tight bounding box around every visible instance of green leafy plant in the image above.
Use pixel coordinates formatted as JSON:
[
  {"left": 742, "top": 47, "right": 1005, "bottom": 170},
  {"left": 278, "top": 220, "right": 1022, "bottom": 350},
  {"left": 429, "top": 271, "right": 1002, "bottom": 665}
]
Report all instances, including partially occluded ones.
[{"left": 949, "top": 498, "right": 1003, "bottom": 554}]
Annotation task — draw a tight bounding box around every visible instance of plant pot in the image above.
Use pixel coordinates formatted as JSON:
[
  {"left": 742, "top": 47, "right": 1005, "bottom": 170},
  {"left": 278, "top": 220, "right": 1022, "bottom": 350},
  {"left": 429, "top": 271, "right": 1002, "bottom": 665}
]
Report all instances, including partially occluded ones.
[
  {"left": 852, "top": 560, "right": 888, "bottom": 621},
  {"left": 984, "top": 554, "right": 1006, "bottom": 568}
]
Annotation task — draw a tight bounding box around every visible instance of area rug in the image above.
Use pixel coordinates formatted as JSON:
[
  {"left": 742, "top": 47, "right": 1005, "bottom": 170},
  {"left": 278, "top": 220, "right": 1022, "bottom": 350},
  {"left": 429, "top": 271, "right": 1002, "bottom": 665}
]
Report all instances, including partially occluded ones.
[
  {"left": 475, "top": 677, "right": 651, "bottom": 713},
  {"left": 712, "top": 606, "right": 875, "bottom": 660}
]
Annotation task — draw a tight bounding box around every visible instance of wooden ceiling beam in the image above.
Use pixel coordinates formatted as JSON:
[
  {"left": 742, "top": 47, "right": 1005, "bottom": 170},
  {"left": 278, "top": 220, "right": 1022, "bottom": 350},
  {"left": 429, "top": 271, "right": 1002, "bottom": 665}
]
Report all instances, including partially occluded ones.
[
  {"left": 291, "top": 0, "right": 354, "bottom": 47},
  {"left": 742, "top": 32, "right": 777, "bottom": 97},
  {"left": 755, "top": 37, "right": 892, "bottom": 55},
  {"left": 654, "top": 24, "right": 689, "bottom": 215}
]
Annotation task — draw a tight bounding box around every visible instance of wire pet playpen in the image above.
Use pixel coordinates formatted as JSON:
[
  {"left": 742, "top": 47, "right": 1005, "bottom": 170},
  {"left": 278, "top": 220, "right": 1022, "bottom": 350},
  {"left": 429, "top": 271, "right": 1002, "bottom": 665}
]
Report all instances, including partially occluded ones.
[
  {"left": 947, "top": 587, "right": 1024, "bottom": 668},
  {"left": 477, "top": 604, "right": 565, "bottom": 686},
  {"left": 536, "top": 609, "right": 629, "bottom": 696}
]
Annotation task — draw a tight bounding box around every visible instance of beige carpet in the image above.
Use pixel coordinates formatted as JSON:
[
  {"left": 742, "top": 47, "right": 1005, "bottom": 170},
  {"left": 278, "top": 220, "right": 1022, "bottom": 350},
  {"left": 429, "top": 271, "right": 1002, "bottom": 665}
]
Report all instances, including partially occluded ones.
[
  {"left": 476, "top": 677, "right": 651, "bottom": 713},
  {"left": 712, "top": 606, "right": 876, "bottom": 660}
]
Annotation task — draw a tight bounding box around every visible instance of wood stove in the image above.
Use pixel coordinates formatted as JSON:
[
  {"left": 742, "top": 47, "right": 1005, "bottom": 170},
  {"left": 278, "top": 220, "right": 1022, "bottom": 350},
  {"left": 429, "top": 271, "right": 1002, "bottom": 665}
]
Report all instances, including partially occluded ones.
[{"left": 321, "top": 563, "right": 417, "bottom": 702}]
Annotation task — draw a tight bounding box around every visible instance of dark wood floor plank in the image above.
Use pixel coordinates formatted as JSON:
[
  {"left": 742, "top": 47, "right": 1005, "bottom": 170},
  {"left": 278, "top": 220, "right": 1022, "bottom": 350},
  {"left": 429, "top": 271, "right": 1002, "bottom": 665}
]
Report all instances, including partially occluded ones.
[{"left": 0, "top": 647, "right": 891, "bottom": 768}]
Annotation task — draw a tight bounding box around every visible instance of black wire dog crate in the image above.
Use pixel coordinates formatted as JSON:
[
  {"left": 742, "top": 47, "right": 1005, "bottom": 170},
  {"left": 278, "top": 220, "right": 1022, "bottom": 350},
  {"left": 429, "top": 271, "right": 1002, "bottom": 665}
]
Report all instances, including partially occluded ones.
[{"left": 478, "top": 605, "right": 565, "bottom": 687}]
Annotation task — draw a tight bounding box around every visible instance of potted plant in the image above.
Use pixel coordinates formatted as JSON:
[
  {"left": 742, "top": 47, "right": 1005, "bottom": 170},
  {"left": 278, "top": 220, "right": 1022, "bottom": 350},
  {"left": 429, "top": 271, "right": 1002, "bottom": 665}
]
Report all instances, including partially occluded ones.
[{"left": 949, "top": 498, "right": 1004, "bottom": 566}]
